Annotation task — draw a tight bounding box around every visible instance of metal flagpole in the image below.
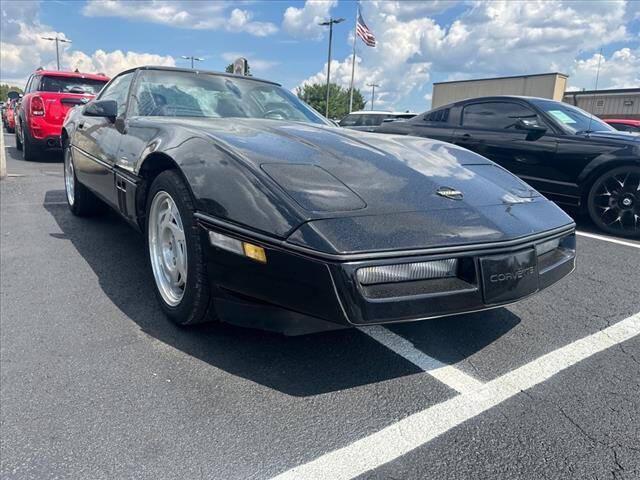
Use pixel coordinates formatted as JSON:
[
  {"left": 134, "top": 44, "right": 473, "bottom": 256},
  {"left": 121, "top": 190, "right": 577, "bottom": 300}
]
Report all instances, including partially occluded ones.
[{"left": 348, "top": 5, "right": 358, "bottom": 113}]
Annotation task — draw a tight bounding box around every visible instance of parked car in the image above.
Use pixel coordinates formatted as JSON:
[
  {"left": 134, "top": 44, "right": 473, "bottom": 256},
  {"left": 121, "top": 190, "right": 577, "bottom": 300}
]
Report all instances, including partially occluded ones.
[
  {"left": 339, "top": 110, "right": 416, "bottom": 131},
  {"left": 4, "top": 98, "right": 19, "bottom": 133},
  {"left": 62, "top": 67, "right": 575, "bottom": 335},
  {"left": 376, "top": 96, "right": 640, "bottom": 237},
  {"left": 15, "top": 69, "right": 109, "bottom": 161},
  {"left": 605, "top": 118, "right": 640, "bottom": 133}
]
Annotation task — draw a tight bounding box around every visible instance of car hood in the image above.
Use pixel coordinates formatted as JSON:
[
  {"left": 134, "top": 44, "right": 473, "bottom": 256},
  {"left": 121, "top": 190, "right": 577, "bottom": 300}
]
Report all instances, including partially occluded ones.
[
  {"left": 175, "top": 118, "right": 573, "bottom": 252},
  {"left": 182, "top": 118, "right": 543, "bottom": 215}
]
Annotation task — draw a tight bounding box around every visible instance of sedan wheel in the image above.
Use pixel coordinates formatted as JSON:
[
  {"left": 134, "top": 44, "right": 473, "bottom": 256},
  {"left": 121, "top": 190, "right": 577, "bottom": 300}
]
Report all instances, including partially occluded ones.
[
  {"left": 64, "top": 146, "right": 102, "bottom": 216},
  {"left": 588, "top": 166, "right": 640, "bottom": 238},
  {"left": 148, "top": 191, "right": 188, "bottom": 307}
]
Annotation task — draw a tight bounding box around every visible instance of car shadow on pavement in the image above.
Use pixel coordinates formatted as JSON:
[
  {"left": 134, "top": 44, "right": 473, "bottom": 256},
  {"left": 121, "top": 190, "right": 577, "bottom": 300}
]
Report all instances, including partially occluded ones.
[{"left": 44, "top": 189, "right": 520, "bottom": 397}]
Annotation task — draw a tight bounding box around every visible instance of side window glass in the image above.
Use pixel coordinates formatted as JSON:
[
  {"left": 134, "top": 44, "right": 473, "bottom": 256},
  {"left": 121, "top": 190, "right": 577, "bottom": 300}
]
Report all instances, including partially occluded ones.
[
  {"left": 463, "top": 102, "right": 542, "bottom": 130},
  {"left": 98, "top": 72, "right": 134, "bottom": 117},
  {"left": 25, "top": 76, "right": 33, "bottom": 93},
  {"left": 339, "top": 114, "right": 358, "bottom": 127}
]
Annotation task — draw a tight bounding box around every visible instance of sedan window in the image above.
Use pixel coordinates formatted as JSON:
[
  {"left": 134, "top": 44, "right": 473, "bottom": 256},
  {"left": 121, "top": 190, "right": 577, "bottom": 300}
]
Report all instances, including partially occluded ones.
[{"left": 462, "top": 102, "right": 544, "bottom": 130}]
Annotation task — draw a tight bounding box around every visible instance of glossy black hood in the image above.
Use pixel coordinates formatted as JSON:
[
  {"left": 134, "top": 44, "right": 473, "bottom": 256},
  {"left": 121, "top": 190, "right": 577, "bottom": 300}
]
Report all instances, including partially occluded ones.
[
  {"left": 170, "top": 118, "right": 574, "bottom": 253},
  {"left": 180, "top": 118, "right": 542, "bottom": 215}
]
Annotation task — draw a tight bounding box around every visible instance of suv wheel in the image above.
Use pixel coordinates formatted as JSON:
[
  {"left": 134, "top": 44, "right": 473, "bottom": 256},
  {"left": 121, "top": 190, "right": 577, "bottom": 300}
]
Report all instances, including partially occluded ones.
[
  {"left": 22, "top": 126, "right": 39, "bottom": 162},
  {"left": 587, "top": 166, "right": 640, "bottom": 238},
  {"left": 15, "top": 125, "right": 23, "bottom": 151}
]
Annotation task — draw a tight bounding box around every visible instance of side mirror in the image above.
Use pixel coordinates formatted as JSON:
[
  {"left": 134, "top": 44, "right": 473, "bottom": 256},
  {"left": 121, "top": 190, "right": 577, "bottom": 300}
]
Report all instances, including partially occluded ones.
[
  {"left": 84, "top": 99, "right": 117, "bottom": 121},
  {"left": 515, "top": 118, "right": 547, "bottom": 139}
]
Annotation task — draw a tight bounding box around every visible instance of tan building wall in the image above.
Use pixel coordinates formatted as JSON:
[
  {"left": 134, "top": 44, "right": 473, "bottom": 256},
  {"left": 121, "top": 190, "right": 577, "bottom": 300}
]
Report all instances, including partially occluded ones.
[
  {"left": 563, "top": 89, "right": 640, "bottom": 120},
  {"left": 432, "top": 73, "right": 568, "bottom": 108}
]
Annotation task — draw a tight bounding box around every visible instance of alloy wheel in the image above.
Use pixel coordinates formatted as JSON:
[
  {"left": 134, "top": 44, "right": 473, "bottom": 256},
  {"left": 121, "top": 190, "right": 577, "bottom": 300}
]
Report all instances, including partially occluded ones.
[
  {"left": 64, "top": 149, "right": 75, "bottom": 206},
  {"left": 590, "top": 169, "right": 640, "bottom": 235},
  {"left": 148, "top": 191, "right": 188, "bottom": 306}
]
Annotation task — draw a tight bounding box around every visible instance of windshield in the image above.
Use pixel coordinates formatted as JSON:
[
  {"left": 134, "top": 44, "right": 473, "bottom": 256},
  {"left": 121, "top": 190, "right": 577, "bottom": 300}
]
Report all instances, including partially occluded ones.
[
  {"left": 39, "top": 75, "right": 107, "bottom": 95},
  {"left": 131, "top": 70, "right": 329, "bottom": 125},
  {"left": 531, "top": 99, "right": 615, "bottom": 134}
]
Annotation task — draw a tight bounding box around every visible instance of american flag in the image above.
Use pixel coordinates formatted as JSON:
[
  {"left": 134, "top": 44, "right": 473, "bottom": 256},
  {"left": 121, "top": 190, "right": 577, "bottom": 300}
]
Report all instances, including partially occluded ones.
[{"left": 356, "top": 9, "right": 376, "bottom": 47}]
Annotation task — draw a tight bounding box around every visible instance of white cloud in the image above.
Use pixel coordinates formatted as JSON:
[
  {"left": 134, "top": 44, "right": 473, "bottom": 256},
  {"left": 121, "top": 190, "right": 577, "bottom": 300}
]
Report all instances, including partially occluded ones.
[
  {"left": 82, "top": 0, "right": 277, "bottom": 36},
  {"left": 370, "top": 0, "right": 459, "bottom": 19},
  {"left": 64, "top": 49, "right": 175, "bottom": 77},
  {"left": 409, "top": 0, "right": 631, "bottom": 75},
  {"left": 568, "top": 48, "right": 640, "bottom": 90},
  {"left": 0, "top": 1, "right": 174, "bottom": 84},
  {"left": 297, "top": 0, "right": 637, "bottom": 111},
  {"left": 282, "top": 0, "right": 337, "bottom": 40}
]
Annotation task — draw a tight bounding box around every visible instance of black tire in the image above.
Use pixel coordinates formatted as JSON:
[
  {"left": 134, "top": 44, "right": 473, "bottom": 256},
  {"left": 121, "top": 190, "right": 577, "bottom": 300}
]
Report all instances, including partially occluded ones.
[
  {"left": 22, "top": 126, "right": 39, "bottom": 161},
  {"left": 15, "top": 126, "right": 23, "bottom": 151},
  {"left": 587, "top": 165, "right": 640, "bottom": 238},
  {"left": 146, "top": 170, "right": 216, "bottom": 326},
  {"left": 64, "top": 146, "right": 103, "bottom": 217}
]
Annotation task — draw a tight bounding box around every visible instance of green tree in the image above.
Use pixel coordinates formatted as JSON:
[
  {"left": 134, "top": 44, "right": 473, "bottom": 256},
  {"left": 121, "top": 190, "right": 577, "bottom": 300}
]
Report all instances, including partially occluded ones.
[
  {"left": 0, "top": 84, "right": 24, "bottom": 102},
  {"left": 225, "top": 62, "right": 252, "bottom": 76},
  {"left": 295, "top": 83, "right": 365, "bottom": 119}
]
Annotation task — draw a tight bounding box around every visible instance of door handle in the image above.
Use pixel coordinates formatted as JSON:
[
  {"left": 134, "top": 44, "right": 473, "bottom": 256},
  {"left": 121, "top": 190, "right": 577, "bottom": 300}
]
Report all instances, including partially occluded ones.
[{"left": 458, "top": 133, "right": 472, "bottom": 141}]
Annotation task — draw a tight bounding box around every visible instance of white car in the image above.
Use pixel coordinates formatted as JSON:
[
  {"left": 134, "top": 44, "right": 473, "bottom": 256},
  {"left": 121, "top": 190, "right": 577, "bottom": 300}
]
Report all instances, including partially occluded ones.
[{"left": 339, "top": 110, "right": 416, "bottom": 131}]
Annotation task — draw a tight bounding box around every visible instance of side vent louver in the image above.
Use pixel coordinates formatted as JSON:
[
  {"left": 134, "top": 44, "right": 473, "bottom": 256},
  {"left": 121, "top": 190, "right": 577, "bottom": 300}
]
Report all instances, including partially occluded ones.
[{"left": 116, "top": 178, "right": 128, "bottom": 216}]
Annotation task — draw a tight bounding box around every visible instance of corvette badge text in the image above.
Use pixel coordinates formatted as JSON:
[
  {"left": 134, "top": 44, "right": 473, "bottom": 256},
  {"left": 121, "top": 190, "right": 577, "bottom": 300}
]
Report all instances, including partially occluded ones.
[{"left": 489, "top": 265, "right": 536, "bottom": 283}]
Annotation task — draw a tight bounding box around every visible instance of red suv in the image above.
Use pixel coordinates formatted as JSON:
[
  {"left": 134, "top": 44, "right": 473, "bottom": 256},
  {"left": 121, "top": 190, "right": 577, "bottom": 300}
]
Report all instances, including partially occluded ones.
[{"left": 16, "top": 69, "right": 109, "bottom": 160}]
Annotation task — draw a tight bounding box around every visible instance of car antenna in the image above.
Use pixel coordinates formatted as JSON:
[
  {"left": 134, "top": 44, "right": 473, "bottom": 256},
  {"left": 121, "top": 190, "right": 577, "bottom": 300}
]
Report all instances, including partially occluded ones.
[{"left": 586, "top": 47, "right": 603, "bottom": 135}]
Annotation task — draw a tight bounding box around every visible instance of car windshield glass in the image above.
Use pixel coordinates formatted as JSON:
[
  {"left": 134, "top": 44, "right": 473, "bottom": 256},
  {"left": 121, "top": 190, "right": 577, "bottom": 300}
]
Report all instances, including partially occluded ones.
[
  {"left": 531, "top": 99, "right": 614, "bottom": 134},
  {"left": 39, "top": 76, "right": 107, "bottom": 94},
  {"left": 131, "top": 70, "right": 329, "bottom": 125}
]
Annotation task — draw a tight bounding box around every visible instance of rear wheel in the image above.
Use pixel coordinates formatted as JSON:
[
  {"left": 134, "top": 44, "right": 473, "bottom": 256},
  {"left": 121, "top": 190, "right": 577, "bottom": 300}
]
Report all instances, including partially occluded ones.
[
  {"left": 64, "top": 146, "right": 102, "bottom": 216},
  {"left": 587, "top": 166, "right": 640, "bottom": 238},
  {"left": 146, "top": 170, "right": 216, "bottom": 325},
  {"left": 15, "top": 126, "right": 22, "bottom": 151},
  {"left": 22, "top": 126, "right": 39, "bottom": 162}
]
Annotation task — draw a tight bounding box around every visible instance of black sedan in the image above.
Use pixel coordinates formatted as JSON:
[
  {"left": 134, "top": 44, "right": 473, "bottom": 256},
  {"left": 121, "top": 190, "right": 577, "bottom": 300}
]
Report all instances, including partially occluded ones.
[
  {"left": 376, "top": 96, "right": 640, "bottom": 238},
  {"left": 62, "top": 67, "right": 576, "bottom": 335}
]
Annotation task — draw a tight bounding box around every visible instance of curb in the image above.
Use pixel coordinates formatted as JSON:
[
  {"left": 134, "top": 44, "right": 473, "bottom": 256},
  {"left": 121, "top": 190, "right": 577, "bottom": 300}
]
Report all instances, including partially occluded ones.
[{"left": 0, "top": 117, "right": 6, "bottom": 179}]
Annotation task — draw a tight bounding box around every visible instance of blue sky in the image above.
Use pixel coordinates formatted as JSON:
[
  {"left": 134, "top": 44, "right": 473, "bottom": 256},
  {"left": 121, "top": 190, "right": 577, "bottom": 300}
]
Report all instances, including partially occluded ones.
[{"left": 2, "top": 1, "right": 639, "bottom": 112}]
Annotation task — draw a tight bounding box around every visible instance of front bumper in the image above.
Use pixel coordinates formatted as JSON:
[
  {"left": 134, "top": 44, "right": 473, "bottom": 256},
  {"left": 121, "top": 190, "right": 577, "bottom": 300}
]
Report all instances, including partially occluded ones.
[{"left": 196, "top": 215, "right": 576, "bottom": 335}]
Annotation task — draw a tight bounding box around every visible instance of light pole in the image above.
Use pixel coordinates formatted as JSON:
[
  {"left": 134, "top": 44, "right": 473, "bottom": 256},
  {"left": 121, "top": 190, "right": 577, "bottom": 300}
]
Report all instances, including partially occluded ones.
[
  {"left": 41, "top": 36, "right": 72, "bottom": 71},
  {"left": 181, "top": 55, "right": 204, "bottom": 69},
  {"left": 319, "top": 17, "right": 345, "bottom": 119},
  {"left": 367, "top": 83, "right": 380, "bottom": 110}
]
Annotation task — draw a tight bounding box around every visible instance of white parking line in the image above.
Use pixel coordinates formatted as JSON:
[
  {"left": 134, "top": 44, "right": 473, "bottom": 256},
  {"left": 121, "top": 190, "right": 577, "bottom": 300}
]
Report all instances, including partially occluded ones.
[
  {"left": 273, "top": 312, "right": 640, "bottom": 480},
  {"left": 576, "top": 230, "right": 640, "bottom": 249},
  {"left": 359, "top": 326, "right": 482, "bottom": 394}
]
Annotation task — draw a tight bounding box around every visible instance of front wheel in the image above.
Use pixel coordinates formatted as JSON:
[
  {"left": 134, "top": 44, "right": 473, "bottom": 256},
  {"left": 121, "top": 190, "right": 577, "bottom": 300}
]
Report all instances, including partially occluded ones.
[
  {"left": 587, "top": 166, "right": 640, "bottom": 238},
  {"left": 146, "top": 170, "right": 216, "bottom": 325}
]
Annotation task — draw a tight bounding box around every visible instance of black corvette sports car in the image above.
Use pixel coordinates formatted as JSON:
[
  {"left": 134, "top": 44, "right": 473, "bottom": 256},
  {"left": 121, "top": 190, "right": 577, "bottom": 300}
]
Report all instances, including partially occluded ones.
[
  {"left": 375, "top": 96, "right": 640, "bottom": 238},
  {"left": 62, "top": 67, "right": 576, "bottom": 335}
]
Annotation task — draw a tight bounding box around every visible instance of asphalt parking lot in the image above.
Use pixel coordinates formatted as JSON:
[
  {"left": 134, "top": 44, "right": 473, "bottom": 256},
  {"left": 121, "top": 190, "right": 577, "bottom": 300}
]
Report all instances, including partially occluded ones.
[{"left": 1, "top": 131, "right": 639, "bottom": 479}]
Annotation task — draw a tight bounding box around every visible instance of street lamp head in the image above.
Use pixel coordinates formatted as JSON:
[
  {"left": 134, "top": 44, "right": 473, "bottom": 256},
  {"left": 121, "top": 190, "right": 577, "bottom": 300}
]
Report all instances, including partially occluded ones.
[{"left": 319, "top": 17, "right": 345, "bottom": 26}]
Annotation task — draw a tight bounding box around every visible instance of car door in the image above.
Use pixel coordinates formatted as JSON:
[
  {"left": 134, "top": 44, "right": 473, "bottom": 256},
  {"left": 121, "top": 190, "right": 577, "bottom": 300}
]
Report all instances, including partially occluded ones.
[
  {"left": 72, "top": 71, "right": 135, "bottom": 206},
  {"left": 451, "top": 101, "right": 559, "bottom": 187}
]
